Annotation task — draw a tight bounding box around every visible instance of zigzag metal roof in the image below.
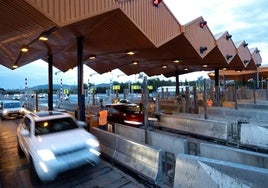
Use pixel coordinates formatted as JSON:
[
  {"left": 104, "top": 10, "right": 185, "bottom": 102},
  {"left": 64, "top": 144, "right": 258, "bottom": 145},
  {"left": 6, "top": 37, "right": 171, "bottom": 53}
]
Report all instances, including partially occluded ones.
[{"left": 0, "top": 0, "right": 262, "bottom": 78}]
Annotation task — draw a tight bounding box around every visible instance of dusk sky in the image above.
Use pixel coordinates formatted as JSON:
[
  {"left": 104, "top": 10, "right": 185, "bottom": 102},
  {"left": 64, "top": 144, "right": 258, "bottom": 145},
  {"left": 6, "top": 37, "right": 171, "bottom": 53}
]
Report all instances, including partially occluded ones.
[{"left": 0, "top": 0, "right": 267, "bottom": 89}]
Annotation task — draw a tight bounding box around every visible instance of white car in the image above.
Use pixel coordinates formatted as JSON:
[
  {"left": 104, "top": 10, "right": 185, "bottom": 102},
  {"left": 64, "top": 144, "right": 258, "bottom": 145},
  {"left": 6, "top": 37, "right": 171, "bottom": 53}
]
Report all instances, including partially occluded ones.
[
  {"left": 0, "top": 100, "right": 24, "bottom": 119},
  {"left": 17, "top": 111, "right": 100, "bottom": 183}
]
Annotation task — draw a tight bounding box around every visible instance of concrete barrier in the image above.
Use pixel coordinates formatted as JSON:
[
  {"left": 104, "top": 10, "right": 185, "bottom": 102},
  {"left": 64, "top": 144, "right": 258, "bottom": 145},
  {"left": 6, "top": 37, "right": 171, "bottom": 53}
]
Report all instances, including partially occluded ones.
[
  {"left": 92, "top": 128, "right": 163, "bottom": 184},
  {"left": 114, "top": 123, "right": 145, "bottom": 143},
  {"left": 158, "top": 114, "right": 228, "bottom": 140},
  {"left": 240, "top": 123, "right": 268, "bottom": 150},
  {"left": 174, "top": 154, "right": 268, "bottom": 188},
  {"left": 114, "top": 123, "right": 188, "bottom": 155},
  {"left": 92, "top": 127, "right": 117, "bottom": 157},
  {"left": 199, "top": 106, "right": 268, "bottom": 122},
  {"left": 114, "top": 136, "right": 163, "bottom": 183},
  {"left": 200, "top": 143, "right": 268, "bottom": 168}
]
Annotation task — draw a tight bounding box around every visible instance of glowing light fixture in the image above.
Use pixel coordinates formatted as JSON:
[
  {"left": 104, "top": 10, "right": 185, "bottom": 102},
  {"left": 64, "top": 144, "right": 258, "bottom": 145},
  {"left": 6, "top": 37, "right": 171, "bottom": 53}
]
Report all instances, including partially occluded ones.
[
  {"left": 12, "top": 64, "right": 18, "bottom": 69},
  {"left": 183, "top": 67, "right": 188, "bottom": 71},
  {"left": 21, "top": 46, "right": 28, "bottom": 52},
  {"left": 88, "top": 55, "right": 96, "bottom": 60},
  {"left": 126, "top": 50, "right": 136, "bottom": 55},
  {"left": 202, "top": 64, "right": 208, "bottom": 68},
  {"left": 39, "top": 35, "right": 48, "bottom": 41},
  {"left": 172, "top": 59, "right": 181, "bottom": 63},
  {"left": 132, "top": 61, "right": 138, "bottom": 65},
  {"left": 161, "top": 65, "right": 167, "bottom": 69}
]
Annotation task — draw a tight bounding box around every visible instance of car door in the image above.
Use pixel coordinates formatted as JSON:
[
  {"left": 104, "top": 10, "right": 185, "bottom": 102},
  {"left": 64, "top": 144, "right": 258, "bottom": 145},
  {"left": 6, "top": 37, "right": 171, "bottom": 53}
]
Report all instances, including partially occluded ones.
[{"left": 18, "top": 117, "right": 32, "bottom": 158}]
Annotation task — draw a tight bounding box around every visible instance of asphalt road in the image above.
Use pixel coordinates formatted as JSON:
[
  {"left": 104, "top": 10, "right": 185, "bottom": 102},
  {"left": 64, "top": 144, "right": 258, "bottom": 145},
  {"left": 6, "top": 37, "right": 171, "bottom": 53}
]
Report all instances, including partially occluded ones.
[{"left": 0, "top": 119, "right": 146, "bottom": 188}]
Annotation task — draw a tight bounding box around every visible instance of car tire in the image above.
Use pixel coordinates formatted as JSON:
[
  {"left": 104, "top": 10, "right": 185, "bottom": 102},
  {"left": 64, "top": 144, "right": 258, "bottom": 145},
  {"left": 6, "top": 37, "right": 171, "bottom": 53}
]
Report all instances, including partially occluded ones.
[
  {"left": 29, "top": 157, "right": 41, "bottom": 185},
  {"left": 17, "top": 138, "right": 25, "bottom": 157}
]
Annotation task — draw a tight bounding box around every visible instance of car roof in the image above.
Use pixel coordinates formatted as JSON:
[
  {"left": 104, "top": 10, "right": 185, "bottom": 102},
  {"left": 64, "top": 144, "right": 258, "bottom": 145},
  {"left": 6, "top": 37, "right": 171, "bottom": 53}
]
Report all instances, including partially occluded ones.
[{"left": 27, "top": 111, "right": 72, "bottom": 121}]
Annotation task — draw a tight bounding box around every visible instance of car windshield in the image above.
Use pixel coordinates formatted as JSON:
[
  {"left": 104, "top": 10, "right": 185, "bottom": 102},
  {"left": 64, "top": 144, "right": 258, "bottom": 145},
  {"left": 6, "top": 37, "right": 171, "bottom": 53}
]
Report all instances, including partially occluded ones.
[
  {"left": 35, "top": 117, "right": 79, "bottom": 135},
  {"left": 3, "top": 102, "right": 21, "bottom": 108}
]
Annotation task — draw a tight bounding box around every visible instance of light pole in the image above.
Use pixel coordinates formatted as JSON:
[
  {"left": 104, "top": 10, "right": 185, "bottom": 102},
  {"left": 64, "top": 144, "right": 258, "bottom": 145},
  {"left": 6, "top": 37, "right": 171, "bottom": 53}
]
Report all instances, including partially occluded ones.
[{"left": 89, "top": 73, "right": 98, "bottom": 105}]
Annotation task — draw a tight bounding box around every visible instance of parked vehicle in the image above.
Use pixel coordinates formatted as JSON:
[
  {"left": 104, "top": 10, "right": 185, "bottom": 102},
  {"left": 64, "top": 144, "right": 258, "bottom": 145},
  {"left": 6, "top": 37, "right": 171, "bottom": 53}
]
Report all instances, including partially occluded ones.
[
  {"left": 106, "top": 102, "right": 158, "bottom": 127},
  {"left": 17, "top": 111, "right": 100, "bottom": 183},
  {"left": 12, "top": 94, "right": 21, "bottom": 100},
  {"left": 0, "top": 100, "right": 24, "bottom": 119}
]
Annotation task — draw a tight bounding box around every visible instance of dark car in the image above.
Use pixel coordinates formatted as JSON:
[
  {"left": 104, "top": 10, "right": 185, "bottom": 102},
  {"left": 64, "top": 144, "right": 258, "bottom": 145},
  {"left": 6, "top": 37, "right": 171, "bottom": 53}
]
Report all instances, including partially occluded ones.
[
  {"left": 106, "top": 103, "right": 143, "bottom": 127},
  {"left": 105, "top": 103, "right": 157, "bottom": 127}
]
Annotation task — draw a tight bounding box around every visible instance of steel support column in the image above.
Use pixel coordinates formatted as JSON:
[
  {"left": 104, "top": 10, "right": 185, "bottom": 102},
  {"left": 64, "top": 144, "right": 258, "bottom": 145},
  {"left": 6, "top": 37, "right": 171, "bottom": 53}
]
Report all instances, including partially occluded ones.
[
  {"left": 175, "top": 70, "right": 180, "bottom": 96},
  {"left": 254, "top": 72, "right": 259, "bottom": 90},
  {"left": 214, "top": 68, "right": 219, "bottom": 106},
  {"left": 77, "top": 36, "right": 85, "bottom": 121},
  {"left": 143, "top": 76, "right": 148, "bottom": 144},
  {"left": 48, "top": 55, "right": 53, "bottom": 110}
]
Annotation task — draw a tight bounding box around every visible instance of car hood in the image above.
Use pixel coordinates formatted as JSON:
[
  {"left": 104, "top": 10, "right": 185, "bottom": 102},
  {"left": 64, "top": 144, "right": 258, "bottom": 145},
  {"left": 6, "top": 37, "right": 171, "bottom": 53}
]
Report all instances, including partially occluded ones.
[
  {"left": 3, "top": 107, "right": 23, "bottom": 112},
  {"left": 34, "top": 128, "right": 96, "bottom": 154}
]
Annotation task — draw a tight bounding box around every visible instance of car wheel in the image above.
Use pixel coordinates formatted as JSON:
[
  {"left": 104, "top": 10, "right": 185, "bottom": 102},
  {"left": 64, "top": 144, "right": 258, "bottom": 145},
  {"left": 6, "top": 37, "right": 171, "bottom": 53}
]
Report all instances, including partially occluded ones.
[
  {"left": 17, "top": 138, "right": 25, "bottom": 157},
  {"left": 29, "top": 157, "right": 41, "bottom": 185}
]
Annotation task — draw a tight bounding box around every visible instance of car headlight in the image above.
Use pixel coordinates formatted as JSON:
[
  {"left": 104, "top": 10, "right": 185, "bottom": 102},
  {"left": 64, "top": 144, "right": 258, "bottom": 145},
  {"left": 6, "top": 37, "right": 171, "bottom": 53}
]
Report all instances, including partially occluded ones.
[
  {"left": 86, "top": 138, "right": 100, "bottom": 147},
  {"left": 3, "top": 110, "right": 7, "bottom": 115},
  {"left": 37, "top": 149, "right": 56, "bottom": 161}
]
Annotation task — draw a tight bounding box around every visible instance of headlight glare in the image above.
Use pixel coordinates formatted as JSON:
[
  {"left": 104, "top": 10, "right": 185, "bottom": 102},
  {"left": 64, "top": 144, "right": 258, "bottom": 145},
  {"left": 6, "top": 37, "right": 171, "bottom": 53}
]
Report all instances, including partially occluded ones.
[
  {"left": 86, "top": 138, "right": 100, "bottom": 147},
  {"left": 37, "top": 149, "right": 56, "bottom": 161}
]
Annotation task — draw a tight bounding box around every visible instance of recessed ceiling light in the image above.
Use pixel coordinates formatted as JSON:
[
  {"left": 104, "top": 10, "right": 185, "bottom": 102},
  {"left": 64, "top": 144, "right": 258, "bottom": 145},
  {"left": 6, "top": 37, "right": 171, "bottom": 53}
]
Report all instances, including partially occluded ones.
[
  {"left": 88, "top": 55, "right": 96, "bottom": 60},
  {"left": 12, "top": 64, "right": 18, "bottom": 69},
  {"left": 173, "top": 59, "right": 181, "bottom": 63},
  {"left": 21, "top": 47, "right": 28, "bottom": 52},
  {"left": 126, "top": 50, "right": 137, "bottom": 55},
  {"left": 39, "top": 35, "right": 48, "bottom": 41}
]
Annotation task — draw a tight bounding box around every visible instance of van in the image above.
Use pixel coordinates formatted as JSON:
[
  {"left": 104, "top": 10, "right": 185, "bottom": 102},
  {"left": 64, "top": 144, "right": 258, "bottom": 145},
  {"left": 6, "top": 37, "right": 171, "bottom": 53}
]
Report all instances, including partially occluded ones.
[{"left": 0, "top": 100, "right": 24, "bottom": 119}]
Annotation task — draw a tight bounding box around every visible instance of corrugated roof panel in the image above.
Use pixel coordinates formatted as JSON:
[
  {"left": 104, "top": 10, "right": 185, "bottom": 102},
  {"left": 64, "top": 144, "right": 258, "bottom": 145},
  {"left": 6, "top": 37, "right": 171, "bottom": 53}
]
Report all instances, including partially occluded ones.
[
  {"left": 27, "top": 0, "right": 118, "bottom": 25},
  {"left": 184, "top": 17, "right": 216, "bottom": 59},
  {"left": 120, "top": 0, "right": 181, "bottom": 47}
]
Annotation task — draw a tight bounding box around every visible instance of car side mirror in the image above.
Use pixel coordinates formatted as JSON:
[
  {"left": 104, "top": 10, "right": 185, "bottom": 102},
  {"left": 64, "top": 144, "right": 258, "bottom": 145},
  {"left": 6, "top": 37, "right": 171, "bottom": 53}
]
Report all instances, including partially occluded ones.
[
  {"left": 77, "top": 121, "right": 86, "bottom": 128},
  {"left": 21, "top": 129, "right": 30, "bottom": 137}
]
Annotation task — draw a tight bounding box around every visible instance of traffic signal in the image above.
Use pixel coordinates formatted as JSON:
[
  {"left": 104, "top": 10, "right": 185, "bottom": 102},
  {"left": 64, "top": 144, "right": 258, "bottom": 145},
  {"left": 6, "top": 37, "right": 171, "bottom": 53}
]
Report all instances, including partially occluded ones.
[{"left": 153, "top": 0, "right": 163, "bottom": 7}]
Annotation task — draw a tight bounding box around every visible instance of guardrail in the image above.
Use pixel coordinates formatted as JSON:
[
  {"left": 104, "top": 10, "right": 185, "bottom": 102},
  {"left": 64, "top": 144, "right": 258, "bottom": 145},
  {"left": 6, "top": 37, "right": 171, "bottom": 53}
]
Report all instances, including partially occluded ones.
[{"left": 92, "top": 127, "right": 163, "bottom": 184}]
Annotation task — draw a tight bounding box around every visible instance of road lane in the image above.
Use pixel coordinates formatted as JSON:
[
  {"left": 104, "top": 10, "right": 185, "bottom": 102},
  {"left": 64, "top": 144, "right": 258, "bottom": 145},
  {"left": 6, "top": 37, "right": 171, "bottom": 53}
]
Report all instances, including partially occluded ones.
[{"left": 0, "top": 119, "right": 146, "bottom": 188}]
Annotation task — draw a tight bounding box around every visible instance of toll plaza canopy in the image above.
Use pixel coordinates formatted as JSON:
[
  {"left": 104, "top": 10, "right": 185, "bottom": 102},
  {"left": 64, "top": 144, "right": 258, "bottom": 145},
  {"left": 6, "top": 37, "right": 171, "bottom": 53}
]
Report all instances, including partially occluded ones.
[
  {"left": 0, "top": 0, "right": 262, "bottom": 78},
  {"left": 208, "top": 66, "right": 268, "bottom": 81}
]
